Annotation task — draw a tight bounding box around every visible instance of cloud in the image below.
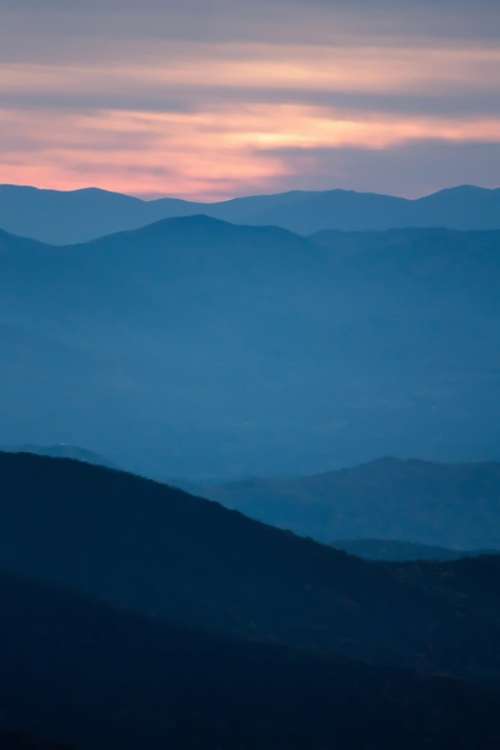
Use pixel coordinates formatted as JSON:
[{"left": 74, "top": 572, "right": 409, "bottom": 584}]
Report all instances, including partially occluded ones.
[
  {"left": 1, "top": 1, "right": 499, "bottom": 50},
  {"left": 260, "top": 141, "right": 500, "bottom": 197},
  {"left": 1, "top": 102, "right": 499, "bottom": 199},
  {"left": 0, "top": 1, "right": 499, "bottom": 198}
]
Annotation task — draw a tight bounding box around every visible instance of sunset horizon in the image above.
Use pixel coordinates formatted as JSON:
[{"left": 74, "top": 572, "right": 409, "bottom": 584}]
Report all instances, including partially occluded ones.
[
  {"left": 3, "top": 179, "right": 500, "bottom": 203},
  {"left": 2, "top": 0, "right": 499, "bottom": 201}
]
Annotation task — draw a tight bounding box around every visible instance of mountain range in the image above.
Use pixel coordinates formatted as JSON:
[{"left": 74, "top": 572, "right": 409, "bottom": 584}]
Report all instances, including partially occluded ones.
[
  {"left": 195, "top": 458, "right": 500, "bottom": 549},
  {"left": 1, "top": 183, "right": 500, "bottom": 244},
  {"left": 10, "top": 445, "right": 500, "bottom": 557},
  {"left": 2, "top": 182, "right": 500, "bottom": 748},
  {"left": 1, "top": 217, "right": 499, "bottom": 477}
]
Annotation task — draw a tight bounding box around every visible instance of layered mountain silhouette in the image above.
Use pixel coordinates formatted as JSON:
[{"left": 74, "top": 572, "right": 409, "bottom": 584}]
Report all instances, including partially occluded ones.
[
  {"left": 1, "top": 183, "right": 500, "bottom": 244},
  {"left": 1, "top": 451, "right": 500, "bottom": 683},
  {"left": 197, "top": 458, "right": 500, "bottom": 549},
  {"left": 1, "top": 218, "right": 499, "bottom": 478},
  {"left": 3, "top": 567, "right": 500, "bottom": 750}
]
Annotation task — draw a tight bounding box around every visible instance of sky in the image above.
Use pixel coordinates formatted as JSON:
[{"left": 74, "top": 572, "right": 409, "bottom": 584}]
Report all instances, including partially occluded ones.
[{"left": 1, "top": 0, "right": 499, "bottom": 200}]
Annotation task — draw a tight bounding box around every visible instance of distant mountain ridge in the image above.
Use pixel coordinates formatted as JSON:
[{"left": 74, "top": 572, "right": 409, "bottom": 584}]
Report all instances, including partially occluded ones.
[
  {"left": 1, "top": 183, "right": 499, "bottom": 243},
  {"left": 196, "top": 458, "right": 500, "bottom": 550}
]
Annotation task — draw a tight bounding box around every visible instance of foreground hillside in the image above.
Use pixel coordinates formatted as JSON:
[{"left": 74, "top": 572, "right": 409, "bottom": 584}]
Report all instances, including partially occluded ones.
[
  {"left": 199, "top": 458, "right": 500, "bottom": 549},
  {"left": 1, "top": 452, "right": 500, "bottom": 683},
  {"left": 1, "top": 184, "right": 500, "bottom": 243},
  {"left": 0, "top": 732, "right": 71, "bottom": 750},
  {"left": 2, "top": 568, "right": 500, "bottom": 750},
  {"left": 1, "top": 220, "right": 500, "bottom": 478}
]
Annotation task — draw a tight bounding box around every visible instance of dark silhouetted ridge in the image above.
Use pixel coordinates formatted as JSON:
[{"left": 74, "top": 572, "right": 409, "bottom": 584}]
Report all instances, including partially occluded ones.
[
  {"left": 2, "top": 566, "right": 500, "bottom": 749},
  {"left": 1, "top": 451, "right": 500, "bottom": 683}
]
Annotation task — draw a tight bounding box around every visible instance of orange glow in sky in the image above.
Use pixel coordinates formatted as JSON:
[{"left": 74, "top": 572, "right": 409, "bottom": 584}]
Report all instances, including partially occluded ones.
[{"left": 1, "top": 5, "right": 499, "bottom": 199}]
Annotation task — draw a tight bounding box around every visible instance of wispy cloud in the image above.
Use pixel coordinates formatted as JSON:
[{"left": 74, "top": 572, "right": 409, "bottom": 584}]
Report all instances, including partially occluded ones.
[{"left": 1, "top": 2, "right": 499, "bottom": 198}]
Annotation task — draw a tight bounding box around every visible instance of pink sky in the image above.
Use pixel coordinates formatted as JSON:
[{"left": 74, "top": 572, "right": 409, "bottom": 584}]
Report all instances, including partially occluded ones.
[{"left": 1, "top": 1, "right": 499, "bottom": 199}]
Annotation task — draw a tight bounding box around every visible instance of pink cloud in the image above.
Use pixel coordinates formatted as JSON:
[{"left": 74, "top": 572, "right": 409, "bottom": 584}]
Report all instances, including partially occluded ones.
[{"left": 1, "top": 39, "right": 499, "bottom": 198}]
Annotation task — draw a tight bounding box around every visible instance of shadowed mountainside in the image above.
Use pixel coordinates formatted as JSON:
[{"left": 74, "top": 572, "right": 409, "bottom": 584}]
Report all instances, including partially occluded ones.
[
  {"left": 2, "top": 567, "right": 500, "bottom": 750},
  {"left": 0, "top": 732, "right": 72, "bottom": 750},
  {"left": 1, "top": 451, "right": 500, "bottom": 683}
]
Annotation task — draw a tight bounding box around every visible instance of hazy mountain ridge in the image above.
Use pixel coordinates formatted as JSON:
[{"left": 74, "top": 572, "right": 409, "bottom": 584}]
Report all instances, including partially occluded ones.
[
  {"left": 1, "top": 183, "right": 500, "bottom": 244},
  {"left": 1, "top": 218, "right": 500, "bottom": 477},
  {"left": 198, "top": 457, "right": 500, "bottom": 549}
]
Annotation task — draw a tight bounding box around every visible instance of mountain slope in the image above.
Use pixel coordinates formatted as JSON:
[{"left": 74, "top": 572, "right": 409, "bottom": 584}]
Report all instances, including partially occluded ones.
[
  {"left": 3, "top": 568, "right": 500, "bottom": 750},
  {"left": 199, "top": 458, "right": 500, "bottom": 549},
  {"left": 1, "top": 451, "right": 500, "bottom": 682},
  {"left": 1, "top": 183, "right": 500, "bottom": 244},
  {"left": 1, "top": 220, "right": 500, "bottom": 478},
  {"left": 0, "top": 732, "right": 71, "bottom": 750}
]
